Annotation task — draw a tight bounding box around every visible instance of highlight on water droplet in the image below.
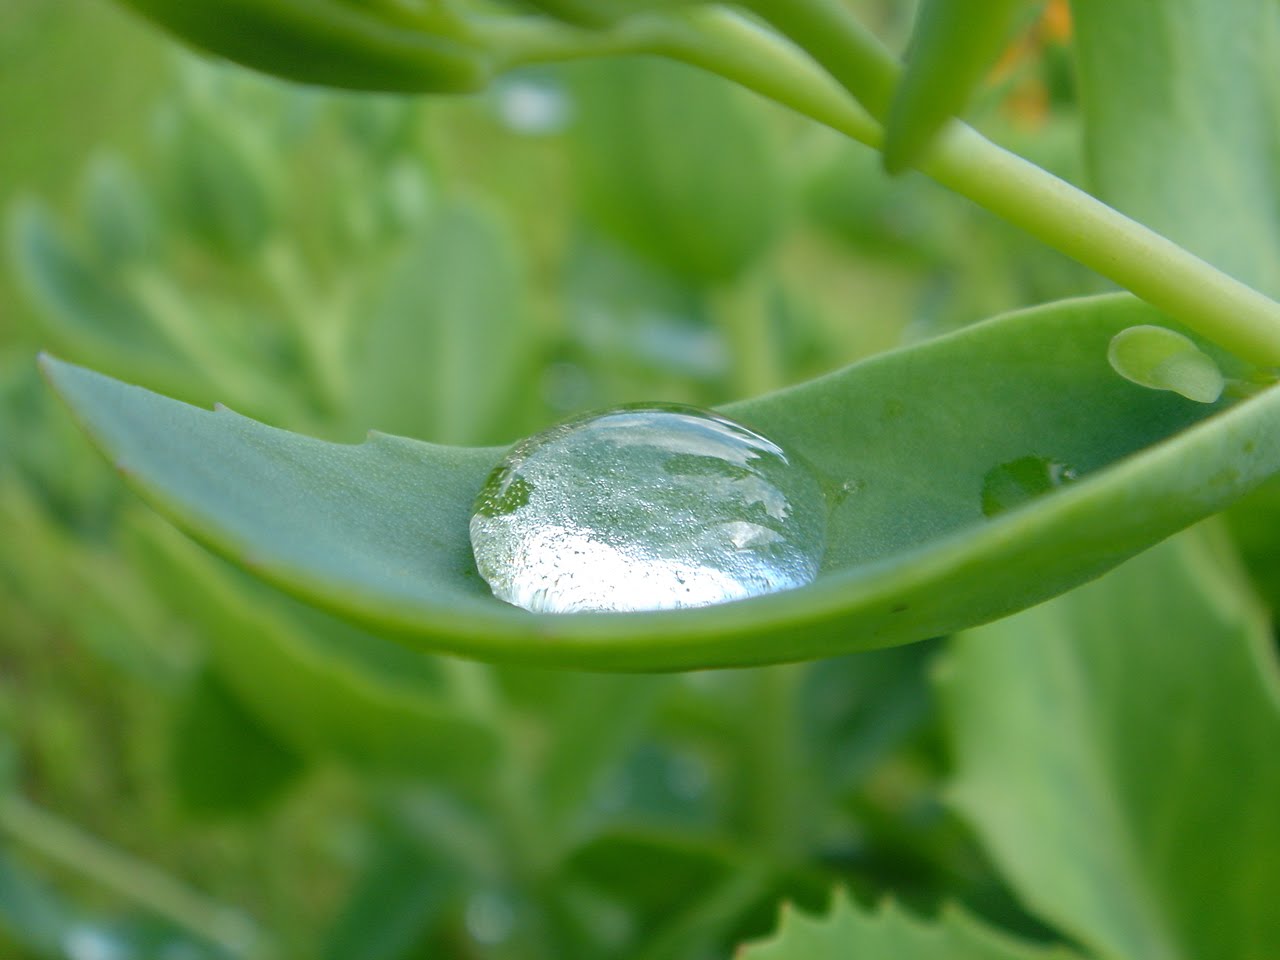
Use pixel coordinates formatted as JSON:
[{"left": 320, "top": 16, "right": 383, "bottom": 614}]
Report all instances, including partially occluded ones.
[
  {"left": 469, "top": 403, "right": 827, "bottom": 613},
  {"left": 981, "top": 455, "right": 1078, "bottom": 517},
  {"left": 1107, "top": 324, "right": 1224, "bottom": 403}
]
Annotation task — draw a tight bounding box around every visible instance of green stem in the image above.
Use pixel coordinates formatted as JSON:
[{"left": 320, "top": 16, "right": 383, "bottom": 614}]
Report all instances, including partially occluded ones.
[
  {"left": 0, "top": 794, "right": 264, "bottom": 957},
  {"left": 738, "top": 0, "right": 898, "bottom": 120},
  {"left": 713, "top": 268, "right": 783, "bottom": 397},
  {"left": 652, "top": 8, "right": 1280, "bottom": 367},
  {"left": 743, "top": 664, "right": 804, "bottom": 860}
]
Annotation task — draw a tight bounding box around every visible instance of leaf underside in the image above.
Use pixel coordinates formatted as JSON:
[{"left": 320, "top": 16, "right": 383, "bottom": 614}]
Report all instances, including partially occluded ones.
[{"left": 42, "top": 293, "right": 1280, "bottom": 670}]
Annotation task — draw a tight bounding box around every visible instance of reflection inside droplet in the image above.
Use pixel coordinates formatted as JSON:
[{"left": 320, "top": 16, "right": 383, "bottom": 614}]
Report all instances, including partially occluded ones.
[
  {"left": 981, "top": 455, "right": 1078, "bottom": 517},
  {"left": 469, "top": 403, "right": 827, "bottom": 613}
]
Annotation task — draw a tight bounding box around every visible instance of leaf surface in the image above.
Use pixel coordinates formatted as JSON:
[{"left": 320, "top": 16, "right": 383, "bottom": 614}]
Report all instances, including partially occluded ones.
[
  {"left": 941, "top": 528, "right": 1280, "bottom": 960},
  {"left": 1071, "top": 0, "right": 1280, "bottom": 297},
  {"left": 738, "top": 891, "right": 1082, "bottom": 960},
  {"left": 42, "top": 293, "right": 1280, "bottom": 670}
]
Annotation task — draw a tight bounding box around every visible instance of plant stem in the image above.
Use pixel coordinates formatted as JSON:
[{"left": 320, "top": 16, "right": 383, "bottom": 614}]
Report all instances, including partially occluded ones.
[
  {"left": 652, "top": 9, "right": 1280, "bottom": 367},
  {"left": 0, "top": 794, "right": 264, "bottom": 957}
]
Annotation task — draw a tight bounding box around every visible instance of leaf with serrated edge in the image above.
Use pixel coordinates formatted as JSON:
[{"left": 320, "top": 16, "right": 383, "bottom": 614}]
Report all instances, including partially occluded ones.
[
  {"left": 41, "top": 293, "right": 1280, "bottom": 670},
  {"left": 738, "top": 890, "right": 1083, "bottom": 959}
]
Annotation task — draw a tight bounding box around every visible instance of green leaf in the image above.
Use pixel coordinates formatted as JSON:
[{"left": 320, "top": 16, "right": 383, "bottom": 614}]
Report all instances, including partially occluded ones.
[
  {"left": 738, "top": 890, "right": 1082, "bottom": 960},
  {"left": 40, "top": 293, "right": 1280, "bottom": 670},
  {"left": 9, "top": 198, "right": 159, "bottom": 352},
  {"left": 570, "top": 58, "right": 786, "bottom": 284},
  {"left": 521, "top": 0, "right": 688, "bottom": 28},
  {"left": 80, "top": 152, "right": 160, "bottom": 266},
  {"left": 1071, "top": 0, "right": 1280, "bottom": 297},
  {"left": 940, "top": 527, "right": 1280, "bottom": 960},
  {"left": 157, "top": 106, "right": 277, "bottom": 260},
  {"left": 321, "top": 824, "right": 454, "bottom": 960},
  {"left": 114, "top": 0, "right": 489, "bottom": 94},
  {"left": 883, "top": 0, "right": 1031, "bottom": 174},
  {"left": 354, "top": 197, "right": 528, "bottom": 445},
  {"left": 129, "top": 516, "right": 502, "bottom": 784},
  {"left": 170, "top": 666, "right": 306, "bottom": 819},
  {"left": 1107, "top": 325, "right": 1223, "bottom": 403}
]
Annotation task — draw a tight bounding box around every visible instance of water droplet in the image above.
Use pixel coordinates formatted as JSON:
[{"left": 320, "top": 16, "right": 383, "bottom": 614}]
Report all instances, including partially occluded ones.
[
  {"left": 981, "top": 456, "right": 1078, "bottom": 517},
  {"left": 470, "top": 403, "right": 827, "bottom": 613}
]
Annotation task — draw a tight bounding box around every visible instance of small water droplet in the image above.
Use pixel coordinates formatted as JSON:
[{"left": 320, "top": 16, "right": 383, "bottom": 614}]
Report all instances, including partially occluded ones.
[
  {"left": 981, "top": 456, "right": 1078, "bottom": 517},
  {"left": 470, "top": 403, "right": 827, "bottom": 613}
]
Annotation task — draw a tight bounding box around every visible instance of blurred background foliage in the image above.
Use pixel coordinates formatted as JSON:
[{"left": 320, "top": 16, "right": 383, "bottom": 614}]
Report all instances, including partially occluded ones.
[{"left": 3, "top": 0, "right": 1250, "bottom": 957}]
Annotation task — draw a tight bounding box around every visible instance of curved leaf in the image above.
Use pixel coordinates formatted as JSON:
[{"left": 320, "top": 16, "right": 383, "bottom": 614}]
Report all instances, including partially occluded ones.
[
  {"left": 130, "top": 516, "right": 502, "bottom": 784},
  {"left": 739, "top": 890, "right": 1082, "bottom": 959},
  {"left": 41, "top": 293, "right": 1280, "bottom": 670},
  {"left": 941, "top": 527, "right": 1280, "bottom": 960},
  {"left": 114, "top": 0, "right": 488, "bottom": 94},
  {"left": 883, "top": 0, "right": 1031, "bottom": 173}
]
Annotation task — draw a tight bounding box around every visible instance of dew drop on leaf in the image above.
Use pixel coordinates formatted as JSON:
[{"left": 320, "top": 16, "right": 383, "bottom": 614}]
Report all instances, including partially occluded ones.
[
  {"left": 469, "top": 403, "right": 828, "bottom": 613},
  {"left": 1107, "top": 324, "right": 1224, "bottom": 403},
  {"left": 981, "top": 455, "right": 1078, "bottom": 517}
]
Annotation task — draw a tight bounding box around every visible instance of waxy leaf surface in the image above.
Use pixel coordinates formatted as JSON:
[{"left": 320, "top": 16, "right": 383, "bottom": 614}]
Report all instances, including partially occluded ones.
[
  {"left": 942, "top": 528, "right": 1280, "bottom": 960},
  {"left": 43, "top": 294, "right": 1280, "bottom": 670}
]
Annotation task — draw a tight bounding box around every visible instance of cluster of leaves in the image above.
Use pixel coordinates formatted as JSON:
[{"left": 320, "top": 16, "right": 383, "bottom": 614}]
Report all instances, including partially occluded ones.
[{"left": 3, "top": 0, "right": 1280, "bottom": 958}]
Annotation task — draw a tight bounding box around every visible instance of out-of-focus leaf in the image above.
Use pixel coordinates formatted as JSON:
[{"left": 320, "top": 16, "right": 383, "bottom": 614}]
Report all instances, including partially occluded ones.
[
  {"left": 521, "top": 0, "right": 689, "bottom": 28},
  {"left": 321, "top": 823, "right": 454, "bottom": 960},
  {"left": 564, "top": 232, "right": 727, "bottom": 386},
  {"left": 537, "top": 675, "right": 666, "bottom": 836},
  {"left": 170, "top": 666, "right": 306, "bottom": 819},
  {"left": 799, "top": 642, "right": 938, "bottom": 791},
  {"left": 941, "top": 528, "right": 1280, "bottom": 960},
  {"left": 129, "top": 516, "right": 502, "bottom": 787},
  {"left": 883, "top": 0, "right": 1031, "bottom": 173},
  {"left": 1071, "top": 0, "right": 1280, "bottom": 298},
  {"left": 40, "top": 295, "right": 1280, "bottom": 669},
  {"left": 564, "top": 830, "right": 754, "bottom": 942},
  {"left": 0, "top": 851, "right": 231, "bottom": 960},
  {"left": 157, "top": 106, "right": 276, "bottom": 259},
  {"left": 10, "top": 199, "right": 160, "bottom": 352},
  {"left": 80, "top": 152, "right": 159, "bottom": 266},
  {"left": 571, "top": 58, "right": 786, "bottom": 284},
  {"left": 739, "top": 890, "right": 1081, "bottom": 960},
  {"left": 355, "top": 197, "right": 527, "bottom": 445},
  {"left": 113, "top": 0, "right": 489, "bottom": 93},
  {"left": 1226, "top": 478, "right": 1280, "bottom": 615}
]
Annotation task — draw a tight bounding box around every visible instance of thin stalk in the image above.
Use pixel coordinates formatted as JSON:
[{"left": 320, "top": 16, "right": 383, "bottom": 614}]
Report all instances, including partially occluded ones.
[
  {"left": 652, "top": 9, "right": 1280, "bottom": 367},
  {"left": 743, "top": 664, "right": 805, "bottom": 860},
  {"left": 713, "top": 267, "right": 784, "bottom": 397},
  {"left": 0, "top": 794, "right": 264, "bottom": 958}
]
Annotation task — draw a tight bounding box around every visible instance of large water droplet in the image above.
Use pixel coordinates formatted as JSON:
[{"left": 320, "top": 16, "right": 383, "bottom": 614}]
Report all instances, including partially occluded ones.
[
  {"left": 981, "top": 455, "right": 1078, "bottom": 517},
  {"left": 470, "top": 403, "right": 827, "bottom": 613}
]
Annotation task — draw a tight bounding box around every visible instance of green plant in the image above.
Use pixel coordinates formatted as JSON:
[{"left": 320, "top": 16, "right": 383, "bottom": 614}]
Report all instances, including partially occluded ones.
[{"left": 5, "top": 0, "right": 1280, "bottom": 958}]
